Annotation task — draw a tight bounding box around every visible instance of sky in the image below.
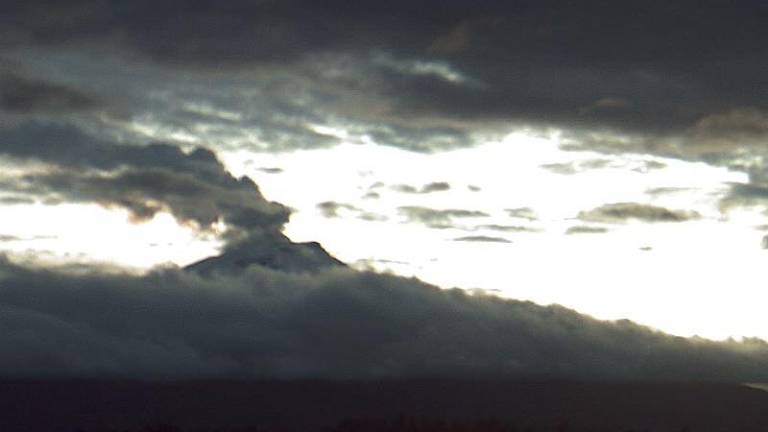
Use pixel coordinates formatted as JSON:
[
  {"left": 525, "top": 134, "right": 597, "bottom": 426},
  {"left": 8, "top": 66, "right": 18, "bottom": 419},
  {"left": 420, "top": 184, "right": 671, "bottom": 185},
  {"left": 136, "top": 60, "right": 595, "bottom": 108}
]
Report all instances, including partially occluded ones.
[{"left": 2, "top": 1, "right": 768, "bottom": 381}]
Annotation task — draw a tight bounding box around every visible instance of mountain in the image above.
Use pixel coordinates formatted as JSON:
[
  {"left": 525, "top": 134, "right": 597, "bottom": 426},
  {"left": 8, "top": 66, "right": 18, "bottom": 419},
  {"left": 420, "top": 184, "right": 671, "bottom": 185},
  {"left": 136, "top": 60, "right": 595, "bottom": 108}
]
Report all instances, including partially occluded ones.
[{"left": 184, "top": 231, "right": 345, "bottom": 275}]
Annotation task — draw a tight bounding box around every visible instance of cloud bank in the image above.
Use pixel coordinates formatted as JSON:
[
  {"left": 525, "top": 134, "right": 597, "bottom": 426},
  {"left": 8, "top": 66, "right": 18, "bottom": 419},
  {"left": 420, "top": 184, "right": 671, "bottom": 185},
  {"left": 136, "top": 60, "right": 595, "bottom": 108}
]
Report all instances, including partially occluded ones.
[
  {"left": 0, "top": 123, "right": 290, "bottom": 242},
  {"left": 578, "top": 203, "right": 699, "bottom": 224},
  {"left": 1, "top": 256, "right": 768, "bottom": 382}
]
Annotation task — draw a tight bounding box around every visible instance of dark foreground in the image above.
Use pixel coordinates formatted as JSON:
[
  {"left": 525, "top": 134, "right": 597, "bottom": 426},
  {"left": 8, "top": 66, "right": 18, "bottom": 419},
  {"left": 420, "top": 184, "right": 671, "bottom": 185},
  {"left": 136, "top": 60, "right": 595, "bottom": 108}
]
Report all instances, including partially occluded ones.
[{"left": 1, "top": 379, "right": 766, "bottom": 432}]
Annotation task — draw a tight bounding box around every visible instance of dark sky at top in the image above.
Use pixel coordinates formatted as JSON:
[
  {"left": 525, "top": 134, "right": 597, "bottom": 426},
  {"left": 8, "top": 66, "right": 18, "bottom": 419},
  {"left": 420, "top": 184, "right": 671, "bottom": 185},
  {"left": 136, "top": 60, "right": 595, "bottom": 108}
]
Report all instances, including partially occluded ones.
[{"left": 4, "top": 0, "right": 768, "bottom": 139}]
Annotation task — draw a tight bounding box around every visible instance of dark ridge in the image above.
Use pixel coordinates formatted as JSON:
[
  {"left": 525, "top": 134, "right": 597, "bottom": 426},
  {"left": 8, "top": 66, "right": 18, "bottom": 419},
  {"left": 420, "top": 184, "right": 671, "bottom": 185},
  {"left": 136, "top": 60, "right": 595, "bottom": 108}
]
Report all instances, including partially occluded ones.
[{"left": 0, "top": 378, "right": 766, "bottom": 432}]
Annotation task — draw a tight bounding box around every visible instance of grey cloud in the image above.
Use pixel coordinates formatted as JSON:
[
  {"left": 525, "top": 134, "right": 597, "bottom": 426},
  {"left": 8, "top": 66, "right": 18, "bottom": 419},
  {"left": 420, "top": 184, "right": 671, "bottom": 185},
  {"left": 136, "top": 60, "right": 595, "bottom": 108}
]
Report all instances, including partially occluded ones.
[
  {"left": 578, "top": 203, "right": 699, "bottom": 224},
  {"left": 0, "top": 234, "right": 55, "bottom": 242},
  {"left": 0, "top": 73, "right": 98, "bottom": 114},
  {"left": 453, "top": 235, "right": 511, "bottom": 244},
  {"left": 542, "top": 159, "right": 663, "bottom": 176},
  {"left": 8, "top": 1, "right": 768, "bottom": 156},
  {"left": 399, "top": 206, "right": 489, "bottom": 229},
  {"left": 566, "top": 226, "right": 609, "bottom": 235},
  {"left": 646, "top": 187, "right": 694, "bottom": 196},
  {"left": 359, "top": 212, "right": 388, "bottom": 222},
  {"left": 0, "top": 123, "right": 290, "bottom": 240},
  {"left": 541, "top": 163, "right": 579, "bottom": 175},
  {"left": 1, "top": 256, "right": 768, "bottom": 381},
  {"left": 637, "top": 160, "right": 667, "bottom": 172},
  {"left": 720, "top": 174, "right": 768, "bottom": 248},
  {"left": 391, "top": 184, "right": 418, "bottom": 193},
  {"left": 721, "top": 172, "right": 768, "bottom": 211},
  {"left": 257, "top": 167, "right": 283, "bottom": 174},
  {"left": 0, "top": 195, "right": 35, "bottom": 205},
  {"left": 392, "top": 182, "right": 451, "bottom": 194},
  {"left": 505, "top": 207, "right": 537, "bottom": 221},
  {"left": 317, "top": 201, "right": 360, "bottom": 218},
  {"left": 476, "top": 224, "right": 538, "bottom": 233}
]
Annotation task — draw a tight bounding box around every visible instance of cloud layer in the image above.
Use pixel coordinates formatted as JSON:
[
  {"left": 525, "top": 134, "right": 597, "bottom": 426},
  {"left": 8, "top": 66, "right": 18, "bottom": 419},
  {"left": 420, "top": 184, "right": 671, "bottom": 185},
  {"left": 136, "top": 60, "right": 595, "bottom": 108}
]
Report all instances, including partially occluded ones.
[
  {"left": 5, "top": 1, "right": 768, "bottom": 154},
  {"left": 1, "top": 256, "right": 768, "bottom": 381},
  {"left": 0, "top": 123, "right": 290, "bottom": 241}
]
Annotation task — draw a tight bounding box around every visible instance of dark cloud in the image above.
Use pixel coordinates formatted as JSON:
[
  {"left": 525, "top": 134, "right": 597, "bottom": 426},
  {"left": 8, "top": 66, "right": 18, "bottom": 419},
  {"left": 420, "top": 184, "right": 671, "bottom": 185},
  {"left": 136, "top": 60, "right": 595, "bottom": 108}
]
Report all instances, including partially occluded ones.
[
  {"left": 4, "top": 0, "right": 768, "bottom": 156},
  {"left": 392, "top": 182, "right": 451, "bottom": 194},
  {"left": 399, "top": 206, "right": 489, "bottom": 228},
  {"left": 566, "top": 226, "right": 609, "bottom": 235},
  {"left": 1, "top": 256, "right": 768, "bottom": 381},
  {"left": 0, "top": 73, "right": 98, "bottom": 114},
  {"left": 453, "top": 235, "right": 511, "bottom": 244},
  {"left": 0, "top": 123, "right": 290, "bottom": 240},
  {"left": 578, "top": 203, "right": 699, "bottom": 224}
]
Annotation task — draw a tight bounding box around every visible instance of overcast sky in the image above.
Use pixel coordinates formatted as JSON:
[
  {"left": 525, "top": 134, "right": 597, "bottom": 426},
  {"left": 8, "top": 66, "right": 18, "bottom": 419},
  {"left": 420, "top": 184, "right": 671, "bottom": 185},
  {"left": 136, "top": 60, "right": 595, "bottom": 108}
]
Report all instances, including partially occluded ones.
[{"left": 2, "top": 1, "right": 768, "bottom": 380}]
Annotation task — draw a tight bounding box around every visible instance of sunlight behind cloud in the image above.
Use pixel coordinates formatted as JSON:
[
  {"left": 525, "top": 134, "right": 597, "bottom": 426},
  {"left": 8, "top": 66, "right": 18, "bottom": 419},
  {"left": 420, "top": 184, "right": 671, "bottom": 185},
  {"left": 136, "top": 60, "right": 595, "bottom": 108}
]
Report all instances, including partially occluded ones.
[
  {"left": 221, "top": 129, "right": 766, "bottom": 341},
  {"left": 1, "top": 202, "right": 221, "bottom": 269}
]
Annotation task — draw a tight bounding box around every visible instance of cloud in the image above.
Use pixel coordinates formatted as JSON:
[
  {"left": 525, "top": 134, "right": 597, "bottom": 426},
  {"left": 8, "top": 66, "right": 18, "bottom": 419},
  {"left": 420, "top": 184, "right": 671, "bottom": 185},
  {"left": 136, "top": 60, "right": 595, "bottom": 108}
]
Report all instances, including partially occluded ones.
[
  {"left": 578, "top": 203, "right": 699, "bottom": 224},
  {"left": 398, "top": 206, "right": 489, "bottom": 228},
  {"left": 505, "top": 207, "right": 537, "bottom": 221},
  {"left": 6, "top": 1, "right": 768, "bottom": 157},
  {"left": 721, "top": 170, "right": 768, "bottom": 211},
  {"left": 257, "top": 167, "right": 283, "bottom": 174},
  {"left": 540, "top": 163, "right": 580, "bottom": 175},
  {"left": 453, "top": 235, "right": 511, "bottom": 243},
  {"left": 0, "top": 123, "right": 290, "bottom": 240},
  {"left": 646, "top": 187, "right": 694, "bottom": 196},
  {"left": 542, "top": 159, "right": 665, "bottom": 175},
  {"left": 476, "top": 224, "right": 538, "bottom": 233},
  {"left": 0, "top": 73, "right": 98, "bottom": 114},
  {"left": 1, "top": 255, "right": 768, "bottom": 381},
  {"left": 317, "top": 201, "right": 361, "bottom": 218},
  {"left": 392, "top": 182, "right": 451, "bottom": 194},
  {"left": 566, "top": 226, "right": 609, "bottom": 235},
  {"left": 0, "top": 195, "right": 35, "bottom": 205}
]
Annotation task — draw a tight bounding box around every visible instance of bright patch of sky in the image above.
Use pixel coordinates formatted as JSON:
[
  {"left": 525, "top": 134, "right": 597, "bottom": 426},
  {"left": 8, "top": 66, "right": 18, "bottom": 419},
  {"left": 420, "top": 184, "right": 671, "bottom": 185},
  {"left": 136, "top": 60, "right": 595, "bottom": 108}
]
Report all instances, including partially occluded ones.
[
  {"left": 0, "top": 203, "right": 221, "bottom": 270},
  {"left": 221, "top": 131, "right": 767, "bottom": 341}
]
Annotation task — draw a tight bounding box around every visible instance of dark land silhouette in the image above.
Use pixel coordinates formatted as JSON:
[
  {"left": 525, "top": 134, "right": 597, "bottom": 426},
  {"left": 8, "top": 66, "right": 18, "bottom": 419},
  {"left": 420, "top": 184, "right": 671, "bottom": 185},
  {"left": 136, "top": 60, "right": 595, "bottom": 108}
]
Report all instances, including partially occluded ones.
[{"left": 1, "top": 378, "right": 767, "bottom": 431}]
